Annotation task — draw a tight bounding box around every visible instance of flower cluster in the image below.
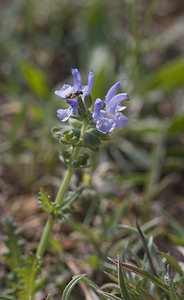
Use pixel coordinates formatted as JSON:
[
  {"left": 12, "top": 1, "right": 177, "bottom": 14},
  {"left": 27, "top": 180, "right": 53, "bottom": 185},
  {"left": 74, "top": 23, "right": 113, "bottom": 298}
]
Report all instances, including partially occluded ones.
[{"left": 55, "top": 68, "right": 129, "bottom": 134}]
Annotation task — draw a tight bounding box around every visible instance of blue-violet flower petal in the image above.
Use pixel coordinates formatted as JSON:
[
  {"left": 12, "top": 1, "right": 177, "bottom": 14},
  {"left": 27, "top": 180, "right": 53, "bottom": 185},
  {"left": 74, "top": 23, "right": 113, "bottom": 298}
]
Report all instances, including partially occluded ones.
[{"left": 55, "top": 68, "right": 94, "bottom": 122}]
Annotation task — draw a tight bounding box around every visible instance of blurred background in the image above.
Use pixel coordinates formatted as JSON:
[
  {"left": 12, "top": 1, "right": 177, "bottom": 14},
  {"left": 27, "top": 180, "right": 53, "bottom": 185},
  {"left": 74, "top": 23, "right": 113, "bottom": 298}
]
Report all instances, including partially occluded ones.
[{"left": 0, "top": 0, "right": 184, "bottom": 298}]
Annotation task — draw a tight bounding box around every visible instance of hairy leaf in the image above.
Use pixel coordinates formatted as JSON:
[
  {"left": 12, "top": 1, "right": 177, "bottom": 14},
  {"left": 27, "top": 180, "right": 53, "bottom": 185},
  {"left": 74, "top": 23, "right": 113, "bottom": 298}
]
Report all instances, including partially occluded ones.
[
  {"left": 3, "top": 217, "right": 25, "bottom": 270},
  {"left": 38, "top": 188, "right": 55, "bottom": 214}
]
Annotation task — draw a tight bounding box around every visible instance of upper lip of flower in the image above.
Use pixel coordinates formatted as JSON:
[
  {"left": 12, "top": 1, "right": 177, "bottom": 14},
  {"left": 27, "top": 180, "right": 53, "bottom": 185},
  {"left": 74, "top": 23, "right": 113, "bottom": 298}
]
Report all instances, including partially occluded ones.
[{"left": 55, "top": 68, "right": 94, "bottom": 101}]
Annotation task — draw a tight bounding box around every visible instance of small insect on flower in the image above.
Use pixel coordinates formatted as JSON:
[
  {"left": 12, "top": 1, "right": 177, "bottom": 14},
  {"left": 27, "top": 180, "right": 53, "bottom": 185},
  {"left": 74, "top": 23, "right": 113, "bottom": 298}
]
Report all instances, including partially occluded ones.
[
  {"left": 67, "top": 91, "right": 83, "bottom": 99},
  {"left": 55, "top": 68, "right": 94, "bottom": 122}
]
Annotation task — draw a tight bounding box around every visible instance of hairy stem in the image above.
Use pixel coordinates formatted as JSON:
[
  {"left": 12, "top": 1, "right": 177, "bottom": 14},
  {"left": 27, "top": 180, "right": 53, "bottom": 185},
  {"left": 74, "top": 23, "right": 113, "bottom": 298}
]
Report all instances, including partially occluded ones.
[{"left": 36, "top": 122, "right": 87, "bottom": 258}]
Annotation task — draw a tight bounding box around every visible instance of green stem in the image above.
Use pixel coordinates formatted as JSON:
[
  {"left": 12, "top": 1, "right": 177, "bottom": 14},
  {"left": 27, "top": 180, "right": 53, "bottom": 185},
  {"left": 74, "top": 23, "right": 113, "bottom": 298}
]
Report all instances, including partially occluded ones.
[
  {"left": 36, "top": 168, "right": 74, "bottom": 258},
  {"left": 36, "top": 122, "right": 87, "bottom": 258}
]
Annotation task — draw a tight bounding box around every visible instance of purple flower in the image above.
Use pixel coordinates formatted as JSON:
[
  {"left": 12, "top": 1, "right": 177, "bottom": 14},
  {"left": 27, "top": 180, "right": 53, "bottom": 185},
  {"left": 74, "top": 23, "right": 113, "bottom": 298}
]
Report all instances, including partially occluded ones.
[
  {"left": 55, "top": 68, "right": 94, "bottom": 122},
  {"left": 92, "top": 81, "right": 129, "bottom": 134}
]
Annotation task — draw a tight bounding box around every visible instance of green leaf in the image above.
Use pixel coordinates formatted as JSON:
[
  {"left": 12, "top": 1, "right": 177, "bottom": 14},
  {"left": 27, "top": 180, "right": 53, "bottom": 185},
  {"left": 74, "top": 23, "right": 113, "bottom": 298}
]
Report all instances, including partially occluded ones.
[
  {"left": 70, "top": 152, "right": 90, "bottom": 168},
  {"left": 38, "top": 188, "right": 55, "bottom": 214},
  {"left": 104, "top": 272, "right": 118, "bottom": 283},
  {"left": 118, "top": 140, "right": 150, "bottom": 169},
  {"left": 49, "top": 237, "right": 62, "bottom": 252},
  {"left": 8, "top": 101, "right": 27, "bottom": 141},
  {"left": 62, "top": 274, "right": 86, "bottom": 300},
  {"left": 158, "top": 252, "right": 183, "bottom": 277},
  {"left": 21, "top": 62, "right": 50, "bottom": 99},
  {"left": 84, "top": 130, "right": 101, "bottom": 151},
  {"left": 3, "top": 217, "right": 25, "bottom": 270},
  {"left": 77, "top": 97, "right": 88, "bottom": 117},
  {"left": 97, "top": 290, "right": 122, "bottom": 300},
  {"left": 81, "top": 277, "right": 106, "bottom": 300},
  {"left": 104, "top": 199, "right": 129, "bottom": 233},
  {"left": 0, "top": 295, "right": 14, "bottom": 300},
  {"left": 137, "top": 287, "right": 158, "bottom": 300},
  {"left": 16, "top": 253, "right": 41, "bottom": 300},
  {"left": 136, "top": 220, "right": 157, "bottom": 276},
  {"left": 143, "top": 56, "right": 184, "bottom": 92},
  {"left": 162, "top": 211, "right": 183, "bottom": 237},
  {"left": 169, "top": 112, "right": 184, "bottom": 133},
  {"left": 61, "top": 187, "right": 83, "bottom": 212},
  {"left": 116, "top": 173, "right": 146, "bottom": 185},
  {"left": 109, "top": 258, "right": 169, "bottom": 292},
  {"left": 118, "top": 256, "right": 132, "bottom": 300},
  {"left": 164, "top": 266, "right": 179, "bottom": 300},
  {"left": 169, "top": 234, "right": 184, "bottom": 246}
]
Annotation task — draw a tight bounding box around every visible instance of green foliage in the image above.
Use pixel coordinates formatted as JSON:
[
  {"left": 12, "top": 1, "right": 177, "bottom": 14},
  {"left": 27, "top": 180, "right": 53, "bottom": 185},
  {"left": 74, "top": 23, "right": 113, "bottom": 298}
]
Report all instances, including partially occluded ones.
[
  {"left": 16, "top": 254, "right": 41, "bottom": 300},
  {"left": 102, "top": 224, "right": 184, "bottom": 299},
  {"left": 39, "top": 187, "right": 83, "bottom": 222},
  {"left": 38, "top": 188, "right": 55, "bottom": 214},
  {"left": 117, "top": 255, "right": 132, "bottom": 300},
  {"left": 169, "top": 112, "right": 184, "bottom": 134},
  {"left": 143, "top": 56, "right": 184, "bottom": 93},
  {"left": 21, "top": 62, "right": 50, "bottom": 99},
  {"left": 62, "top": 274, "right": 86, "bottom": 300},
  {"left": 3, "top": 217, "right": 25, "bottom": 271},
  {"left": 97, "top": 291, "right": 122, "bottom": 300},
  {"left": 68, "top": 220, "right": 184, "bottom": 299},
  {"left": 58, "top": 187, "right": 84, "bottom": 223},
  {"left": 52, "top": 126, "right": 81, "bottom": 146},
  {"left": 84, "top": 130, "right": 101, "bottom": 151},
  {"left": 2, "top": 219, "right": 42, "bottom": 299},
  {"left": 158, "top": 252, "right": 183, "bottom": 277},
  {"left": 1, "top": 0, "right": 184, "bottom": 299},
  {"left": 110, "top": 258, "right": 169, "bottom": 292},
  {"left": 70, "top": 152, "right": 90, "bottom": 168},
  {"left": 0, "top": 295, "right": 14, "bottom": 300}
]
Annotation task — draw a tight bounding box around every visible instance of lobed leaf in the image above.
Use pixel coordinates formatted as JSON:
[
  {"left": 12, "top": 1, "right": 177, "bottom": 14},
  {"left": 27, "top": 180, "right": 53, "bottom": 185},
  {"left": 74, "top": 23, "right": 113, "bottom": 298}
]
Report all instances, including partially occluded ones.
[
  {"left": 16, "top": 253, "right": 41, "bottom": 300},
  {"left": 38, "top": 188, "right": 54, "bottom": 214},
  {"left": 3, "top": 217, "right": 25, "bottom": 271}
]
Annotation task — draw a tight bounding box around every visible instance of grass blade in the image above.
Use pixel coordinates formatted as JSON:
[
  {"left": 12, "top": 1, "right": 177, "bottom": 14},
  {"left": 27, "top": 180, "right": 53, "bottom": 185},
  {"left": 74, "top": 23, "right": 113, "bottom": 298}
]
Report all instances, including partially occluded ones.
[
  {"left": 164, "top": 265, "right": 179, "bottom": 300},
  {"left": 81, "top": 277, "right": 107, "bottom": 300},
  {"left": 158, "top": 252, "right": 183, "bottom": 277},
  {"left": 118, "top": 255, "right": 132, "bottom": 300},
  {"left": 136, "top": 219, "right": 157, "bottom": 276},
  {"left": 108, "top": 258, "right": 169, "bottom": 292},
  {"left": 97, "top": 290, "right": 122, "bottom": 300},
  {"left": 62, "top": 274, "right": 86, "bottom": 300}
]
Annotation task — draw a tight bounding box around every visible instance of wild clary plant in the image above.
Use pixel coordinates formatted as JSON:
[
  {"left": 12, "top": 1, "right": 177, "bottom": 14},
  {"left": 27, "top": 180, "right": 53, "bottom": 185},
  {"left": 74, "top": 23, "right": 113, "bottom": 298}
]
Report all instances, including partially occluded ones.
[
  {"left": 3, "top": 68, "right": 183, "bottom": 300},
  {"left": 2, "top": 68, "right": 130, "bottom": 299}
]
